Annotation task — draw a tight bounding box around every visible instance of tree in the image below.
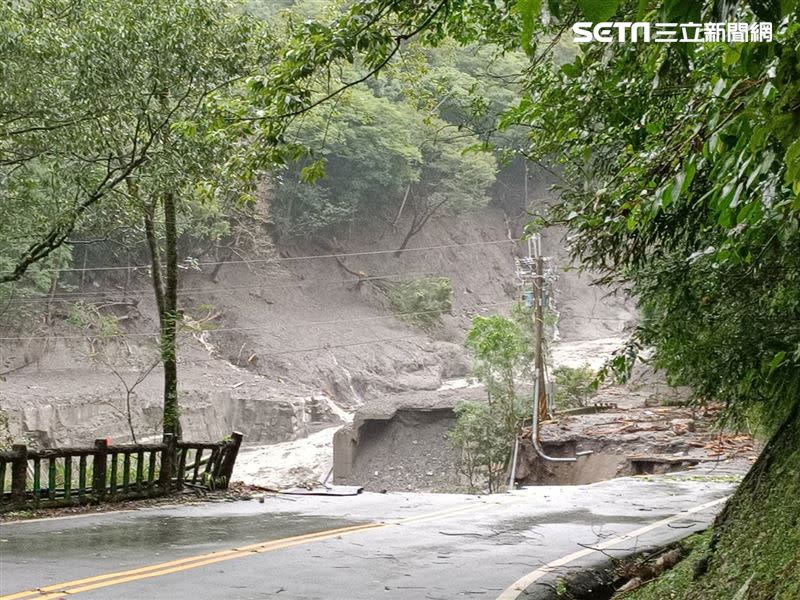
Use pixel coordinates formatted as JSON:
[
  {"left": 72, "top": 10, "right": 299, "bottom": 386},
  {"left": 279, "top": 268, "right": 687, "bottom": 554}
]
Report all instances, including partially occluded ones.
[
  {"left": 0, "top": 0, "right": 272, "bottom": 439},
  {"left": 466, "top": 314, "right": 531, "bottom": 434},
  {"left": 448, "top": 401, "right": 510, "bottom": 493},
  {"left": 270, "top": 78, "right": 497, "bottom": 242},
  {"left": 271, "top": 87, "right": 423, "bottom": 238},
  {"left": 452, "top": 313, "right": 532, "bottom": 492}
]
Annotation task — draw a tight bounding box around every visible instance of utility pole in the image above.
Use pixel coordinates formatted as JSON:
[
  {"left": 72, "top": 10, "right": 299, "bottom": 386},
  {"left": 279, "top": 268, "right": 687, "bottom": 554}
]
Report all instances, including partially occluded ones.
[
  {"left": 530, "top": 235, "right": 548, "bottom": 441},
  {"left": 517, "top": 233, "right": 592, "bottom": 463}
]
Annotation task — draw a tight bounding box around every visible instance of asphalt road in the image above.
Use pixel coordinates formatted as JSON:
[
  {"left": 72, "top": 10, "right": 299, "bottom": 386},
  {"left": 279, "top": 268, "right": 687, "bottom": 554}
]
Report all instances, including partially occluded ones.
[{"left": 0, "top": 475, "right": 735, "bottom": 600}]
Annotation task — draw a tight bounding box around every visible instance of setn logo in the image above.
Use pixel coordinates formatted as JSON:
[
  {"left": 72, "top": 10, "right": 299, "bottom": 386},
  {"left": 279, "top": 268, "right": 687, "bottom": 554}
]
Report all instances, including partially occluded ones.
[{"left": 572, "top": 21, "right": 773, "bottom": 43}]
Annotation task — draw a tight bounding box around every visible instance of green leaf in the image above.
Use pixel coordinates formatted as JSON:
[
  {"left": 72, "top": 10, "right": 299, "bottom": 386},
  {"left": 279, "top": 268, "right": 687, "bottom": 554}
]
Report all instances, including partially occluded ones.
[
  {"left": 784, "top": 138, "right": 800, "bottom": 187},
  {"left": 768, "top": 351, "right": 787, "bottom": 376},
  {"left": 299, "top": 158, "right": 327, "bottom": 183},
  {"left": 516, "top": 0, "right": 541, "bottom": 56},
  {"left": 576, "top": 0, "right": 619, "bottom": 21},
  {"left": 561, "top": 61, "right": 581, "bottom": 77}
]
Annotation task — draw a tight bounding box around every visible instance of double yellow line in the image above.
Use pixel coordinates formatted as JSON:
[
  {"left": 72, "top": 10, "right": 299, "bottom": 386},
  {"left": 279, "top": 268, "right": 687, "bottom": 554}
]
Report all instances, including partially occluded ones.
[{"left": 1, "top": 501, "right": 491, "bottom": 599}]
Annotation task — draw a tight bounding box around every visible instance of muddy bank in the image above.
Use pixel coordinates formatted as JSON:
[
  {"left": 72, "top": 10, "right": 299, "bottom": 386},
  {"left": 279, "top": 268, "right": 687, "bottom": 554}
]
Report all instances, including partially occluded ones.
[
  {"left": 1, "top": 204, "right": 636, "bottom": 494},
  {"left": 332, "top": 386, "right": 488, "bottom": 492}
]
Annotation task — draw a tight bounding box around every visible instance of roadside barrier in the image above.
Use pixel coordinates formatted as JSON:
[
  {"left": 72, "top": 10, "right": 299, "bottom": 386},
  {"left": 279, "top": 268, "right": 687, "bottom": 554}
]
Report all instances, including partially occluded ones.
[{"left": 0, "top": 432, "right": 242, "bottom": 511}]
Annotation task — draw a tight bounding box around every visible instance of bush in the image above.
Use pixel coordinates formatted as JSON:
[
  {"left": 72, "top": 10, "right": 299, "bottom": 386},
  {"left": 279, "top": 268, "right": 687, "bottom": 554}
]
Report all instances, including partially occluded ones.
[
  {"left": 447, "top": 401, "right": 510, "bottom": 493},
  {"left": 385, "top": 277, "right": 452, "bottom": 328},
  {"left": 553, "top": 365, "right": 596, "bottom": 410}
]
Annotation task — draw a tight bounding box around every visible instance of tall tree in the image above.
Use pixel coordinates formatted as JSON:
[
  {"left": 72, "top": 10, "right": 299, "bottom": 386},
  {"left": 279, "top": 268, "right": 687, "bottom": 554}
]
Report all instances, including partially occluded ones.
[{"left": 1, "top": 0, "right": 272, "bottom": 439}]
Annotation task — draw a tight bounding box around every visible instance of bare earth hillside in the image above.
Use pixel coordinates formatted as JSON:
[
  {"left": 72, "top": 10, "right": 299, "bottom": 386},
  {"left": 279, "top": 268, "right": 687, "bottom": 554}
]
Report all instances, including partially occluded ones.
[{"left": 0, "top": 206, "right": 635, "bottom": 487}]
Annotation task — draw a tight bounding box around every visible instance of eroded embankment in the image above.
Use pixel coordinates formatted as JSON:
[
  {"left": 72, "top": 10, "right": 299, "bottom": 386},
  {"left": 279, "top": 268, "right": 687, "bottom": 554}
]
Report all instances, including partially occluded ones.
[
  {"left": 1, "top": 206, "right": 635, "bottom": 492},
  {"left": 333, "top": 381, "right": 756, "bottom": 493}
]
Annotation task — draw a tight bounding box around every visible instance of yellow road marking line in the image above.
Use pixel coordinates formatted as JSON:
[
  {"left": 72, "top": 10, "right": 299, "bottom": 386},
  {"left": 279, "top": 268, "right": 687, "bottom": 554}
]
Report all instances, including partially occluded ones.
[
  {"left": 495, "top": 496, "right": 730, "bottom": 600},
  {"left": 1, "top": 500, "right": 497, "bottom": 600},
  {"left": 0, "top": 522, "right": 383, "bottom": 600}
]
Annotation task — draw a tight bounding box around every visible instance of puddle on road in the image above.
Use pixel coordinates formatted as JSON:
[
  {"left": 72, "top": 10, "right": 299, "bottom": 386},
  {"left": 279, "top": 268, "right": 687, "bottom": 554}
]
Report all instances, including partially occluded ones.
[
  {"left": 3, "top": 512, "right": 360, "bottom": 560},
  {"left": 498, "top": 508, "right": 656, "bottom": 529}
]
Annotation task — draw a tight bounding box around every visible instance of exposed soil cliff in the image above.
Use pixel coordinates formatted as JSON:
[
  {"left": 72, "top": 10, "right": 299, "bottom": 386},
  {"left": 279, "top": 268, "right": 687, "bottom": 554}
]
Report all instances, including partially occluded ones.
[{"left": 0, "top": 198, "right": 636, "bottom": 490}]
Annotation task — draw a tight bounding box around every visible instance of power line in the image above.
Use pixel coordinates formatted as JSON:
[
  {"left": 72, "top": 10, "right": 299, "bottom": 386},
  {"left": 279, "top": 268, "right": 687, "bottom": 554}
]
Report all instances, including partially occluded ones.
[
  {"left": 0, "top": 255, "right": 626, "bottom": 309},
  {"left": 0, "top": 300, "right": 515, "bottom": 342},
  {"left": 0, "top": 239, "right": 519, "bottom": 276},
  {"left": 0, "top": 271, "right": 436, "bottom": 304},
  {"left": 0, "top": 305, "right": 633, "bottom": 342},
  {"left": 1, "top": 334, "right": 425, "bottom": 375}
]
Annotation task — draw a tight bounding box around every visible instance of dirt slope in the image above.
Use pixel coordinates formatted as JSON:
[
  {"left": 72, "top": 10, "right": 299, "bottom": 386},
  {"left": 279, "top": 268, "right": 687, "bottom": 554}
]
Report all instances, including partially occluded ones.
[{"left": 0, "top": 203, "right": 635, "bottom": 461}]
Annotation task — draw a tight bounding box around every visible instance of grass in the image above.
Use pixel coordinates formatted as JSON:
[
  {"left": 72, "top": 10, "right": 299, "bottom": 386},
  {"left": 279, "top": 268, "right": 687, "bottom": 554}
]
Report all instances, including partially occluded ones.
[
  {"left": 626, "top": 416, "right": 800, "bottom": 600},
  {"left": 623, "top": 532, "right": 711, "bottom": 600}
]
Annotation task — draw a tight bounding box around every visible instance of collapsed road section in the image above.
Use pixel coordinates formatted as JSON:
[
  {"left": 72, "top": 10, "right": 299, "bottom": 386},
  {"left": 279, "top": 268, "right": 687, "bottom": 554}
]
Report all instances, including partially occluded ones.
[{"left": 334, "top": 375, "right": 756, "bottom": 493}]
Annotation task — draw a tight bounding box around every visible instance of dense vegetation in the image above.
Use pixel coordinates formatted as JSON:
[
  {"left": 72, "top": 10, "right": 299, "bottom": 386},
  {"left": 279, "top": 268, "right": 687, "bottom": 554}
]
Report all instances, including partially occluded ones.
[
  {"left": 257, "top": 1, "right": 527, "bottom": 242},
  {"left": 0, "top": 0, "right": 524, "bottom": 437}
]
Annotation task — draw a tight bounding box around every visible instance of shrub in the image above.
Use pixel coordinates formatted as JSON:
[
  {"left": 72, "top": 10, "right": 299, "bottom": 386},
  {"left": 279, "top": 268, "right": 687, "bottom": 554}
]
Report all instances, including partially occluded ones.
[
  {"left": 385, "top": 277, "right": 452, "bottom": 328},
  {"left": 553, "top": 365, "right": 596, "bottom": 410}
]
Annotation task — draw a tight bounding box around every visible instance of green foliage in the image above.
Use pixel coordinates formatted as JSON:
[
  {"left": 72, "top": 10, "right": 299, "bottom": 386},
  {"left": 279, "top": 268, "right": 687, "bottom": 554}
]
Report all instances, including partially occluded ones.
[
  {"left": 66, "top": 302, "right": 122, "bottom": 339},
  {"left": 500, "top": 1, "right": 800, "bottom": 432},
  {"left": 0, "top": 0, "right": 273, "bottom": 282},
  {"left": 554, "top": 577, "right": 568, "bottom": 597},
  {"left": 455, "top": 313, "right": 532, "bottom": 492},
  {"left": 553, "top": 365, "right": 596, "bottom": 410},
  {"left": 466, "top": 314, "right": 532, "bottom": 397},
  {"left": 385, "top": 277, "right": 452, "bottom": 328},
  {"left": 247, "top": 0, "right": 525, "bottom": 240},
  {"left": 447, "top": 401, "right": 511, "bottom": 493},
  {"left": 272, "top": 87, "right": 422, "bottom": 236},
  {"left": 576, "top": 0, "right": 619, "bottom": 21},
  {"left": 515, "top": 0, "right": 542, "bottom": 55},
  {"left": 271, "top": 75, "right": 498, "bottom": 239}
]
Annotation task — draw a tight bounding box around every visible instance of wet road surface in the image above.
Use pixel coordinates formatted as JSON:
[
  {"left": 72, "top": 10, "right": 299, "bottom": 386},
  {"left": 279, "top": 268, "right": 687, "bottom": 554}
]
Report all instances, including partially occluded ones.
[{"left": 0, "top": 475, "right": 735, "bottom": 599}]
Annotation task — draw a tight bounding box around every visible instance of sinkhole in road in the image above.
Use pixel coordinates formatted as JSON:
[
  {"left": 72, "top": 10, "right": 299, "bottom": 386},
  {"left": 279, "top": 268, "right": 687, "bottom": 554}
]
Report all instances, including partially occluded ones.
[
  {"left": 334, "top": 408, "right": 702, "bottom": 492},
  {"left": 515, "top": 438, "right": 701, "bottom": 487}
]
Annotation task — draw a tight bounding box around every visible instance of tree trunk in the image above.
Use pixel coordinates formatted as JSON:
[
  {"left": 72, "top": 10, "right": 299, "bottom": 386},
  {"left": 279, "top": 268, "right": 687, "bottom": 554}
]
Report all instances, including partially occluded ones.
[
  {"left": 162, "top": 192, "right": 181, "bottom": 440},
  {"left": 143, "top": 195, "right": 182, "bottom": 441}
]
